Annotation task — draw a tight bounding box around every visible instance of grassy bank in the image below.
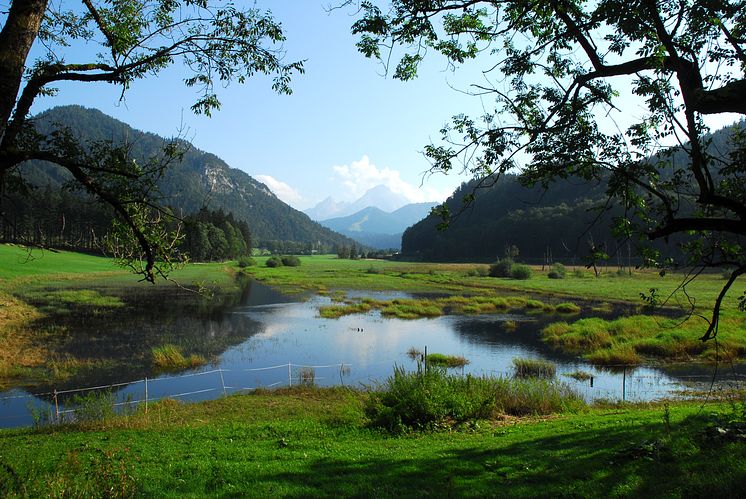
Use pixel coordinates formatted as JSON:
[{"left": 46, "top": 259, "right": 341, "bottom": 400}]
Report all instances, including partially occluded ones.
[
  {"left": 0, "top": 245, "right": 241, "bottom": 387},
  {"left": 0, "top": 387, "right": 743, "bottom": 497}
]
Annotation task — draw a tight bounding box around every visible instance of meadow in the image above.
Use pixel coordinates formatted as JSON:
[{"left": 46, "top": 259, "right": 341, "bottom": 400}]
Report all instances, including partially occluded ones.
[
  {"left": 1, "top": 245, "right": 745, "bottom": 496},
  {"left": 0, "top": 386, "right": 743, "bottom": 497}
]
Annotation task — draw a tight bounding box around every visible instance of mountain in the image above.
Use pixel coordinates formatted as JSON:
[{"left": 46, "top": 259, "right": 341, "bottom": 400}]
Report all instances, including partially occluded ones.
[
  {"left": 304, "top": 185, "right": 411, "bottom": 221},
  {"left": 402, "top": 121, "right": 746, "bottom": 262},
  {"left": 15, "top": 105, "right": 357, "bottom": 250},
  {"left": 319, "top": 202, "right": 436, "bottom": 249}
]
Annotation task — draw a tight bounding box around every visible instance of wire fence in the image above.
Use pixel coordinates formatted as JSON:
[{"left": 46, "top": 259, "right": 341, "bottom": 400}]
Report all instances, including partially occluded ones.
[{"left": 0, "top": 360, "right": 743, "bottom": 428}]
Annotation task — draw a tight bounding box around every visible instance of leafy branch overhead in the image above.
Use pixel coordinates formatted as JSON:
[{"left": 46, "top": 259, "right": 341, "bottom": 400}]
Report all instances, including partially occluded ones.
[
  {"left": 349, "top": 0, "right": 746, "bottom": 340},
  {"left": 0, "top": 0, "right": 304, "bottom": 282}
]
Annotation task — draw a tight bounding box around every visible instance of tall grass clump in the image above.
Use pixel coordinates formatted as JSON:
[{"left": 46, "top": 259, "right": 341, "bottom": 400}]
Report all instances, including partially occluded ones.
[
  {"left": 426, "top": 353, "right": 470, "bottom": 368},
  {"left": 152, "top": 344, "right": 206, "bottom": 371},
  {"left": 365, "top": 366, "right": 498, "bottom": 432},
  {"left": 365, "top": 367, "right": 584, "bottom": 432},
  {"left": 513, "top": 358, "right": 557, "bottom": 379}
]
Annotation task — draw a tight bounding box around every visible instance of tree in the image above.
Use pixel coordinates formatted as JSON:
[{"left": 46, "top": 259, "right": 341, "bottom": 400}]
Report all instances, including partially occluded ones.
[
  {"left": 349, "top": 0, "right": 746, "bottom": 340},
  {"left": 0, "top": 0, "right": 303, "bottom": 282}
]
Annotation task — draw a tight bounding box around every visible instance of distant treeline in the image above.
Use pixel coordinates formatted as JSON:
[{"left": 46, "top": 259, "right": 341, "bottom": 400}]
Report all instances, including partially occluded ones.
[{"left": 181, "top": 208, "right": 252, "bottom": 261}]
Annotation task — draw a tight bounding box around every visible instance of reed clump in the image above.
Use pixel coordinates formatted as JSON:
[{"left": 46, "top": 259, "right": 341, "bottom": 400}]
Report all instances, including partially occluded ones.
[
  {"left": 512, "top": 358, "right": 557, "bottom": 379},
  {"left": 152, "top": 345, "right": 206, "bottom": 371},
  {"left": 365, "top": 366, "right": 584, "bottom": 433}
]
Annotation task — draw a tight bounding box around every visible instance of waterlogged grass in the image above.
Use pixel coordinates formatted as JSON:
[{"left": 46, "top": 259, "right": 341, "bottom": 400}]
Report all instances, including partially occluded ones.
[
  {"left": 426, "top": 353, "right": 470, "bottom": 368},
  {"left": 513, "top": 358, "right": 558, "bottom": 379},
  {"left": 152, "top": 344, "right": 207, "bottom": 371},
  {"left": 319, "top": 294, "right": 579, "bottom": 320},
  {"left": 1, "top": 388, "right": 744, "bottom": 497},
  {"left": 542, "top": 313, "right": 746, "bottom": 365}
]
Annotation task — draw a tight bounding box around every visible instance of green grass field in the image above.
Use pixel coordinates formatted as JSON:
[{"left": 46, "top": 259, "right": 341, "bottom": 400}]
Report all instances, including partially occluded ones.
[{"left": 0, "top": 388, "right": 743, "bottom": 497}]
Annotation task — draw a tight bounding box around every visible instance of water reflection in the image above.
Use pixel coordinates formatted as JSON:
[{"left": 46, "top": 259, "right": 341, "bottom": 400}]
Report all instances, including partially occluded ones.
[{"left": 0, "top": 280, "right": 743, "bottom": 428}]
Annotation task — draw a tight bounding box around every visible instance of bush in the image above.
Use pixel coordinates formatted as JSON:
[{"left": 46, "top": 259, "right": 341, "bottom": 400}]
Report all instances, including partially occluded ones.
[
  {"left": 489, "top": 258, "right": 514, "bottom": 277},
  {"left": 237, "top": 256, "right": 256, "bottom": 268},
  {"left": 266, "top": 256, "right": 283, "bottom": 268},
  {"left": 510, "top": 264, "right": 533, "bottom": 280},
  {"left": 548, "top": 263, "right": 566, "bottom": 279},
  {"left": 281, "top": 255, "right": 301, "bottom": 267}
]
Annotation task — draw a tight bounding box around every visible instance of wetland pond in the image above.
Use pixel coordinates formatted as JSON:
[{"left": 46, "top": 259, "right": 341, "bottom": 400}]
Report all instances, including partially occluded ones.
[{"left": 1, "top": 279, "right": 743, "bottom": 427}]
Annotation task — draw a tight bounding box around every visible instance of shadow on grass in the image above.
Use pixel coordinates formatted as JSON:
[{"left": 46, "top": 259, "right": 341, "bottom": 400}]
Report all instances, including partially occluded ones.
[{"left": 258, "top": 414, "right": 744, "bottom": 497}]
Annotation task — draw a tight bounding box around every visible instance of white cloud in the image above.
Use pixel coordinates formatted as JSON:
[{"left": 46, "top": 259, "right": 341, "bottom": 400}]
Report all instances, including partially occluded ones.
[
  {"left": 330, "top": 155, "right": 451, "bottom": 203},
  {"left": 255, "top": 175, "right": 303, "bottom": 206}
]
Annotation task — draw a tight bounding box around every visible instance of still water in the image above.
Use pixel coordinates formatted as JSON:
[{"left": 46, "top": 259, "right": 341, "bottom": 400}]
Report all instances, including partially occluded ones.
[{"left": 0, "top": 280, "right": 742, "bottom": 428}]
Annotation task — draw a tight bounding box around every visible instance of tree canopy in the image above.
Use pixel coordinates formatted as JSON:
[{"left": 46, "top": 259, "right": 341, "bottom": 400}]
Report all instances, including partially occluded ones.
[
  {"left": 0, "top": 0, "right": 304, "bottom": 281},
  {"left": 349, "top": 0, "right": 746, "bottom": 340}
]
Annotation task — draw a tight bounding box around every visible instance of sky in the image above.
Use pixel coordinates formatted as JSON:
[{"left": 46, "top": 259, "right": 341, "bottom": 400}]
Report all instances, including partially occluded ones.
[
  {"left": 24, "top": 2, "right": 741, "bottom": 211},
  {"left": 27, "top": 2, "right": 490, "bottom": 211}
]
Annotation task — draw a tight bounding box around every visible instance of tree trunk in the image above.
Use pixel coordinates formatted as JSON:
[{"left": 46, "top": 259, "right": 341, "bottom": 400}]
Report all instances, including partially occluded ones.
[{"left": 0, "top": 0, "right": 48, "bottom": 146}]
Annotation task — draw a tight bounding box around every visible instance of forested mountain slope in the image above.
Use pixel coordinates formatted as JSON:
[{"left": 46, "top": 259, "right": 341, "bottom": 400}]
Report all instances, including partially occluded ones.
[
  {"left": 403, "top": 121, "right": 745, "bottom": 263},
  {"left": 5, "top": 106, "right": 356, "bottom": 251}
]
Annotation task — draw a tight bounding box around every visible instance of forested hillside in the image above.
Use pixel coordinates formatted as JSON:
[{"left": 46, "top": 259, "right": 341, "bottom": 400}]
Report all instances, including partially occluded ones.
[
  {"left": 403, "top": 121, "right": 745, "bottom": 263},
  {"left": 2, "top": 106, "right": 357, "bottom": 253}
]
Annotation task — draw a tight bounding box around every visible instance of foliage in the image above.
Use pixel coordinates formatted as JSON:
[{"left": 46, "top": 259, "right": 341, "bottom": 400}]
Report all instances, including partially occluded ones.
[
  {"left": 510, "top": 264, "right": 533, "bottom": 280},
  {"left": 266, "top": 256, "right": 283, "bottom": 268},
  {"left": 350, "top": 0, "right": 746, "bottom": 341},
  {"left": 237, "top": 256, "right": 256, "bottom": 268},
  {"left": 548, "top": 263, "right": 566, "bottom": 280},
  {"left": 512, "top": 358, "right": 557, "bottom": 379},
  {"left": 489, "top": 258, "right": 514, "bottom": 278},
  {"left": 182, "top": 208, "right": 251, "bottom": 262},
  {"left": 0, "top": 1, "right": 305, "bottom": 282},
  {"left": 281, "top": 255, "right": 301, "bottom": 267}
]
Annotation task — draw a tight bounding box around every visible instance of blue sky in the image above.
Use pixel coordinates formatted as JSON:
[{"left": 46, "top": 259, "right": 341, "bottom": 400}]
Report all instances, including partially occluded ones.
[{"left": 29, "top": 2, "right": 487, "bottom": 210}]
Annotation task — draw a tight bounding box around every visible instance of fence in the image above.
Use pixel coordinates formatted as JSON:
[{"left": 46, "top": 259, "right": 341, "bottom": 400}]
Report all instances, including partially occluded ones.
[
  {"left": 0, "top": 360, "right": 743, "bottom": 428},
  {"left": 0, "top": 362, "right": 353, "bottom": 427}
]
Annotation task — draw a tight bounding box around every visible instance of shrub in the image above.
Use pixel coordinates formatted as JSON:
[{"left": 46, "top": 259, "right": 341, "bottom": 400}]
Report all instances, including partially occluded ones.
[
  {"left": 489, "top": 258, "right": 514, "bottom": 277},
  {"left": 266, "top": 256, "right": 283, "bottom": 268},
  {"left": 512, "top": 358, "right": 557, "bottom": 379},
  {"left": 510, "top": 264, "right": 533, "bottom": 280},
  {"left": 548, "top": 263, "right": 566, "bottom": 279},
  {"left": 281, "top": 255, "right": 301, "bottom": 267},
  {"left": 237, "top": 256, "right": 256, "bottom": 268}
]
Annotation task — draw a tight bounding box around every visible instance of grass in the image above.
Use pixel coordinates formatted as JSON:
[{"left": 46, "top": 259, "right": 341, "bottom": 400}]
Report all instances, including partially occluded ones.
[
  {"left": 0, "top": 387, "right": 744, "bottom": 497},
  {"left": 542, "top": 314, "right": 746, "bottom": 365},
  {"left": 426, "top": 353, "right": 470, "bottom": 368},
  {"left": 512, "top": 358, "right": 558, "bottom": 379},
  {"left": 151, "top": 344, "right": 207, "bottom": 371}
]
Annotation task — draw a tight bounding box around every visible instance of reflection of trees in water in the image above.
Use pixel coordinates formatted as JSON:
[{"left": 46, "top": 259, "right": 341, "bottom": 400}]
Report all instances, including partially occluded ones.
[
  {"left": 452, "top": 315, "right": 583, "bottom": 364},
  {"left": 25, "top": 279, "right": 278, "bottom": 393}
]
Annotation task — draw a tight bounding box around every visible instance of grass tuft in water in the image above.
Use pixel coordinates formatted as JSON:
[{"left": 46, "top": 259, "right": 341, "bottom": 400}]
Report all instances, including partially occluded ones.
[
  {"left": 513, "top": 358, "right": 557, "bottom": 379},
  {"left": 152, "top": 344, "right": 206, "bottom": 371},
  {"left": 426, "top": 353, "right": 470, "bottom": 368}
]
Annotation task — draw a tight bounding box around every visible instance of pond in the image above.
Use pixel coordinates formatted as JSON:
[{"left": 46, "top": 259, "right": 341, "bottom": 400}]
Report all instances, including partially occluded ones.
[{"left": 0, "top": 279, "right": 743, "bottom": 428}]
